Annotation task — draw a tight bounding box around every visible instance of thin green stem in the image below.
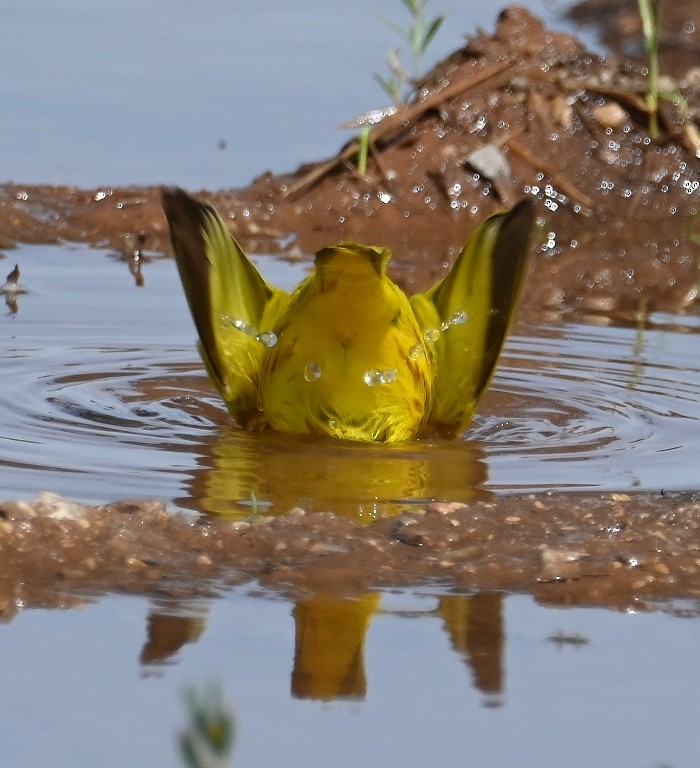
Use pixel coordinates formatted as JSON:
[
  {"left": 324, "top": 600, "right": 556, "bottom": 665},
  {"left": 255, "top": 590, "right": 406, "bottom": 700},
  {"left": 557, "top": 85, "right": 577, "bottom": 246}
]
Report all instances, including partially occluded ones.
[
  {"left": 637, "top": 0, "right": 661, "bottom": 138},
  {"left": 374, "top": 0, "right": 444, "bottom": 106},
  {"left": 357, "top": 126, "right": 371, "bottom": 176}
]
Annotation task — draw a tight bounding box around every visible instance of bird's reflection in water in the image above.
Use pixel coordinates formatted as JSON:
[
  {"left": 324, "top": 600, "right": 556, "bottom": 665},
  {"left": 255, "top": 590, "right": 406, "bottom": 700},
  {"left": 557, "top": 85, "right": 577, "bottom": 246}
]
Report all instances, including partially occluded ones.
[
  {"left": 1, "top": 263, "right": 28, "bottom": 315},
  {"left": 292, "top": 594, "right": 380, "bottom": 700},
  {"left": 139, "top": 592, "right": 504, "bottom": 702},
  {"left": 181, "top": 427, "right": 490, "bottom": 520},
  {"left": 438, "top": 592, "right": 504, "bottom": 702}
]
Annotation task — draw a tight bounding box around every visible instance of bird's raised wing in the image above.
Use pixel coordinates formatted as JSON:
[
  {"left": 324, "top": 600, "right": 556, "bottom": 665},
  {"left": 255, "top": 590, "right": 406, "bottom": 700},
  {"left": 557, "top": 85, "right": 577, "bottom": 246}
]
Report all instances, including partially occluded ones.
[
  {"left": 161, "top": 187, "right": 288, "bottom": 423},
  {"left": 410, "top": 199, "right": 535, "bottom": 435}
]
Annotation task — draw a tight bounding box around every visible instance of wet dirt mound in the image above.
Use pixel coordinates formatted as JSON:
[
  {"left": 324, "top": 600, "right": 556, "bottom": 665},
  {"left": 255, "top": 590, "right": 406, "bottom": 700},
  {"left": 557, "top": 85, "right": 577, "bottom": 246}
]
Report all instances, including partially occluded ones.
[{"left": 1, "top": 7, "right": 697, "bottom": 318}]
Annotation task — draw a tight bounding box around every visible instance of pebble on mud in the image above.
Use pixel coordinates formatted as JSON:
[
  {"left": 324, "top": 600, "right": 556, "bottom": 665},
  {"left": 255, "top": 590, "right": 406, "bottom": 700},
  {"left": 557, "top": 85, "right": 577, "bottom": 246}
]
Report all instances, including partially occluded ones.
[
  {"left": 593, "top": 102, "right": 629, "bottom": 129},
  {"left": 32, "top": 492, "right": 89, "bottom": 522},
  {"left": 540, "top": 547, "right": 590, "bottom": 581},
  {"left": 426, "top": 502, "right": 469, "bottom": 515},
  {"left": 0, "top": 500, "right": 36, "bottom": 521}
]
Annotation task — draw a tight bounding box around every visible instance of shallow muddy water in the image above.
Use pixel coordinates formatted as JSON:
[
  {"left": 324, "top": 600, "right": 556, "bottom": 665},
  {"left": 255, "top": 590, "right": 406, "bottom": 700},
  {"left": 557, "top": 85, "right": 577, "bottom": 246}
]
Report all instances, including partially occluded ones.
[
  {"left": 4, "top": 243, "right": 699, "bottom": 768},
  {"left": 2, "top": 243, "right": 699, "bottom": 516}
]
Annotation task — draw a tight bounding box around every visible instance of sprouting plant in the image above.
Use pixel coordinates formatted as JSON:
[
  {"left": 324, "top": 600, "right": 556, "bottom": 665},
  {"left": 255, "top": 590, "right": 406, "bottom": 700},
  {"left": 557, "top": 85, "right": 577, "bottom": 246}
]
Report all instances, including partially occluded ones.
[
  {"left": 636, "top": 0, "right": 700, "bottom": 155},
  {"left": 358, "top": 0, "right": 444, "bottom": 175},
  {"left": 180, "top": 684, "right": 236, "bottom": 768},
  {"left": 248, "top": 489, "right": 260, "bottom": 518},
  {"left": 637, "top": 0, "right": 662, "bottom": 137},
  {"left": 356, "top": 125, "right": 371, "bottom": 176},
  {"left": 374, "top": 0, "right": 445, "bottom": 107},
  {"left": 374, "top": 47, "right": 411, "bottom": 109}
]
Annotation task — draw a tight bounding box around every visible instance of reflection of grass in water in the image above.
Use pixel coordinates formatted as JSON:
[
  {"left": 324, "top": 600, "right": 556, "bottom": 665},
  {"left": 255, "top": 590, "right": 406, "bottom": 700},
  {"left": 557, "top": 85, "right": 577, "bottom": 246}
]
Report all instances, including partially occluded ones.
[
  {"left": 181, "top": 684, "right": 236, "bottom": 768},
  {"left": 629, "top": 297, "right": 649, "bottom": 390}
]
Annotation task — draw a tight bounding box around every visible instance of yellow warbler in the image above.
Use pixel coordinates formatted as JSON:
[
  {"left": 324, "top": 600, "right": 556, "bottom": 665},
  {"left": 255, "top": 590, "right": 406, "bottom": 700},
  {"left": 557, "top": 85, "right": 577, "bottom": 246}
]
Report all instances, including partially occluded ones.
[{"left": 162, "top": 188, "right": 534, "bottom": 442}]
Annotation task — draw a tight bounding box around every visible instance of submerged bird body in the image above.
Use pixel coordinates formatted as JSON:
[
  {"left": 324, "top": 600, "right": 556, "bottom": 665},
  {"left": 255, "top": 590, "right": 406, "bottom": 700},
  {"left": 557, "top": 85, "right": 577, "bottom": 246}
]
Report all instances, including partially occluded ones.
[
  {"left": 262, "top": 243, "right": 432, "bottom": 441},
  {"left": 162, "top": 187, "right": 534, "bottom": 442}
]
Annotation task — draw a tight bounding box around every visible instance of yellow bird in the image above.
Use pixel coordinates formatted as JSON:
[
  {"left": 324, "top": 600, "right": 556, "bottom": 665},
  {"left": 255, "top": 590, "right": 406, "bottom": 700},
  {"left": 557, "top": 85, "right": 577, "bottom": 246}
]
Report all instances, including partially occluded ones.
[{"left": 162, "top": 188, "right": 534, "bottom": 442}]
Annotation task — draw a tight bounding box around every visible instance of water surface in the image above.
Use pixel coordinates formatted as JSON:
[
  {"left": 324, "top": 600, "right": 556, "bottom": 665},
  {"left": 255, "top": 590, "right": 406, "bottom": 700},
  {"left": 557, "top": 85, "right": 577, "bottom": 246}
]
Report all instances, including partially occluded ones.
[
  {"left": 1, "top": 589, "right": 698, "bottom": 768},
  {"left": 2, "top": 243, "right": 699, "bottom": 515}
]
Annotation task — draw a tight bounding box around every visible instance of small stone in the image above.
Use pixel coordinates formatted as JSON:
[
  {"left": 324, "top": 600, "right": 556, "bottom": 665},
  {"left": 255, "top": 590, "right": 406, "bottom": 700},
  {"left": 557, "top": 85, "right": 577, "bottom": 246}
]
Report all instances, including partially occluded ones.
[
  {"left": 549, "top": 93, "right": 573, "bottom": 128},
  {"left": 593, "top": 102, "right": 628, "bottom": 129},
  {"left": 33, "top": 492, "right": 89, "bottom": 522},
  {"left": 540, "top": 547, "right": 589, "bottom": 580},
  {"left": 681, "top": 67, "right": 700, "bottom": 88},
  {"left": 390, "top": 521, "right": 425, "bottom": 547},
  {"left": 466, "top": 144, "right": 513, "bottom": 202},
  {"left": 309, "top": 542, "right": 348, "bottom": 555},
  {"left": 0, "top": 500, "right": 36, "bottom": 521},
  {"left": 505, "top": 516, "right": 521, "bottom": 524},
  {"left": 426, "top": 502, "right": 468, "bottom": 515},
  {"left": 196, "top": 554, "right": 212, "bottom": 566}
]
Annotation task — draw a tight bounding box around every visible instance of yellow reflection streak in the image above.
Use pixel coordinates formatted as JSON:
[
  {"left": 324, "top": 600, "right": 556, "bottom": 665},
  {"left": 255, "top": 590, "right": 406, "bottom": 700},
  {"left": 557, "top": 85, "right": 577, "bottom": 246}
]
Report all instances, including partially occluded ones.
[
  {"left": 292, "top": 593, "right": 380, "bottom": 700},
  {"left": 181, "top": 428, "right": 489, "bottom": 520}
]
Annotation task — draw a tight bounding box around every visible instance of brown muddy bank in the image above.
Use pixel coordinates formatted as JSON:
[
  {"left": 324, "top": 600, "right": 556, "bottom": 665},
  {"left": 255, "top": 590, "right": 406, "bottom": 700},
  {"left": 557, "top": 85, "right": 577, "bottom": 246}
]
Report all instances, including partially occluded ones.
[
  {"left": 1, "top": 6, "right": 699, "bottom": 613},
  {"left": 1, "top": 490, "right": 699, "bottom": 618}
]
